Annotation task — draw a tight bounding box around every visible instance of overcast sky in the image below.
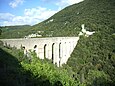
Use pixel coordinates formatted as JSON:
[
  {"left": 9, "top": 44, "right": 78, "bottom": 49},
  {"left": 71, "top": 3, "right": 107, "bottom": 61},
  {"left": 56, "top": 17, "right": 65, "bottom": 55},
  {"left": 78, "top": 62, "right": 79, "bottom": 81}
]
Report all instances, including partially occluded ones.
[{"left": 0, "top": 0, "right": 84, "bottom": 26}]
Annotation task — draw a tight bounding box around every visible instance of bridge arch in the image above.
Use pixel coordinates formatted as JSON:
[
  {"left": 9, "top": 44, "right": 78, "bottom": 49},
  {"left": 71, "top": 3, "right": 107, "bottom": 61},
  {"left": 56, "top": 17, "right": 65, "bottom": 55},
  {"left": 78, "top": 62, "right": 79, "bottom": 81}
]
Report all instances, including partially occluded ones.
[
  {"left": 59, "top": 42, "right": 61, "bottom": 66},
  {"left": 1, "top": 37, "right": 80, "bottom": 67},
  {"left": 52, "top": 43, "right": 55, "bottom": 63},
  {"left": 59, "top": 43, "right": 61, "bottom": 58},
  {"left": 44, "top": 44, "right": 47, "bottom": 59}
]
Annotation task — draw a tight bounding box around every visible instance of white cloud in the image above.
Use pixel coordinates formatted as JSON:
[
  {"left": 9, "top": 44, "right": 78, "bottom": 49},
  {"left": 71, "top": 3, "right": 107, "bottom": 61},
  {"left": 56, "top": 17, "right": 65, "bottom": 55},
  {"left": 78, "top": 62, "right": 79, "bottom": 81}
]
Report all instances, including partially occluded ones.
[
  {"left": 0, "top": 7, "right": 58, "bottom": 26},
  {"left": 24, "top": 7, "right": 57, "bottom": 20},
  {"left": 56, "top": 0, "right": 84, "bottom": 9},
  {"left": 9, "top": 0, "right": 24, "bottom": 8},
  {"left": 0, "top": 13, "right": 15, "bottom": 21}
]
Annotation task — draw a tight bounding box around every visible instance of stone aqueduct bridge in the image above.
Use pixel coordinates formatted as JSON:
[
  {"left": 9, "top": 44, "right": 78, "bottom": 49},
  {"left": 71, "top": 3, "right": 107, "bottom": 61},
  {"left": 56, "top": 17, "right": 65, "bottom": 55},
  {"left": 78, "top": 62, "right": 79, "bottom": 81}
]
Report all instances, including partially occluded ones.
[{"left": 1, "top": 37, "right": 79, "bottom": 67}]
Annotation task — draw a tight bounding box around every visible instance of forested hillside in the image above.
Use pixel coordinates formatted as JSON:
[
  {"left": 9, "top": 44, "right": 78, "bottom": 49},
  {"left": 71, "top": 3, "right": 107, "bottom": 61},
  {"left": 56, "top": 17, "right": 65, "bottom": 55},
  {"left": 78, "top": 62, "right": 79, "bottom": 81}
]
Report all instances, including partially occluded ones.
[
  {"left": 0, "top": 25, "right": 32, "bottom": 38},
  {"left": 32, "top": 0, "right": 115, "bottom": 37},
  {"left": 1, "top": 0, "right": 115, "bottom": 38},
  {"left": 32, "top": 0, "right": 115, "bottom": 85}
]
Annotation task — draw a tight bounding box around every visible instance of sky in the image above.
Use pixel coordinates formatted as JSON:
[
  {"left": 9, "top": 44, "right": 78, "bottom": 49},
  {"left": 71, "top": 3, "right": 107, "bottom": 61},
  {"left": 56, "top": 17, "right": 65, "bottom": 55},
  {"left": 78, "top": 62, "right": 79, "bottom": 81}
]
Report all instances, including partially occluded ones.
[{"left": 0, "top": 0, "right": 84, "bottom": 26}]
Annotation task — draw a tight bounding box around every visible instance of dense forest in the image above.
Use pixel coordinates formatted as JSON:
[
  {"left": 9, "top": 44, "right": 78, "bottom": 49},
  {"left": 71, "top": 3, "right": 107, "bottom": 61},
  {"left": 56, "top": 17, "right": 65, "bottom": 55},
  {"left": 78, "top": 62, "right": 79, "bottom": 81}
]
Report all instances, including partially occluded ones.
[
  {"left": 0, "top": 0, "right": 115, "bottom": 86},
  {"left": 0, "top": 25, "right": 32, "bottom": 38}
]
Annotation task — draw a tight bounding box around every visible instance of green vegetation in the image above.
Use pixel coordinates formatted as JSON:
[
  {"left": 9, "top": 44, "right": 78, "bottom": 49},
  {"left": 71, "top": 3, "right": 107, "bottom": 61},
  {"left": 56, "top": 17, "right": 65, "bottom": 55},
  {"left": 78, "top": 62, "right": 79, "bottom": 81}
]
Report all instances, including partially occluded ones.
[
  {"left": 34, "top": 0, "right": 115, "bottom": 85},
  {"left": 0, "top": 0, "right": 115, "bottom": 85},
  {"left": 0, "top": 29, "right": 2, "bottom": 35},
  {"left": 32, "top": 0, "right": 115, "bottom": 37},
  {"left": 0, "top": 25, "right": 32, "bottom": 38},
  {"left": 0, "top": 44, "right": 80, "bottom": 86},
  {"left": 0, "top": 0, "right": 114, "bottom": 38}
]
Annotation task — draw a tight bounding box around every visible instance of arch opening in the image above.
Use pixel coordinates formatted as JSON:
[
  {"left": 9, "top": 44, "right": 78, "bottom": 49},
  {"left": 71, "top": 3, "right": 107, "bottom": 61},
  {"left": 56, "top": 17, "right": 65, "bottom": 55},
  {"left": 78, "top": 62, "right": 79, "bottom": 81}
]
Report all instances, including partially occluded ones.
[
  {"left": 44, "top": 44, "right": 47, "bottom": 59},
  {"left": 59, "top": 43, "right": 61, "bottom": 66},
  {"left": 34, "top": 45, "right": 37, "bottom": 48},
  {"left": 52, "top": 43, "right": 55, "bottom": 63},
  {"left": 59, "top": 43, "right": 61, "bottom": 58},
  {"left": 33, "top": 45, "right": 37, "bottom": 52}
]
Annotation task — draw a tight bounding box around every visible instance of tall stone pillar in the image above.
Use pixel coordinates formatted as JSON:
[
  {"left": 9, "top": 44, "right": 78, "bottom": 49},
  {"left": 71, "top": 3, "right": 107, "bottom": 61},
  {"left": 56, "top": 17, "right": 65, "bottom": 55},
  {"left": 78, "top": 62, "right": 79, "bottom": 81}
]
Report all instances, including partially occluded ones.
[
  {"left": 60, "top": 42, "right": 66, "bottom": 66},
  {"left": 65, "top": 42, "right": 71, "bottom": 63},
  {"left": 54, "top": 43, "right": 60, "bottom": 67},
  {"left": 47, "top": 43, "right": 53, "bottom": 60},
  {"left": 37, "top": 45, "right": 44, "bottom": 59}
]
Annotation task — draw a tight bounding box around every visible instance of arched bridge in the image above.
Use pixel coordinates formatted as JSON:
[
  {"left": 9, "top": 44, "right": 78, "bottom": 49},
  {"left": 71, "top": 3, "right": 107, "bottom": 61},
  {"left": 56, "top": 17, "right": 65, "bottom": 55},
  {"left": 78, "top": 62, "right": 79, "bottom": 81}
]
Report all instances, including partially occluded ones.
[{"left": 1, "top": 37, "right": 79, "bottom": 67}]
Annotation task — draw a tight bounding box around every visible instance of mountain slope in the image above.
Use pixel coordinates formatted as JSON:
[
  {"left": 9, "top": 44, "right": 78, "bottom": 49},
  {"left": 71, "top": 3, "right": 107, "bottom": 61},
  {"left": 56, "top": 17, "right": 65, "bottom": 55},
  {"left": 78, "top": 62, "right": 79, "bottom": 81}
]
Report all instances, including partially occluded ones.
[
  {"left": 0, "top": 25, "right": 32, "bottom": 38},
  {"left": 32, "top": 0, "right": 115, "bottom": 37},
  {"left": 32, "top": 0, "right": 115, "bottom": 85}
]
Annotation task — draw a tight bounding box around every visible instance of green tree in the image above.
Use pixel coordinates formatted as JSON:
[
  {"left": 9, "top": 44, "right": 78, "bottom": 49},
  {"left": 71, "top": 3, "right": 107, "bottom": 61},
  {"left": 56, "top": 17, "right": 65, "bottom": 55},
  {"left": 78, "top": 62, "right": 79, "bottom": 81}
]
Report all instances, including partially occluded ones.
[
  {"left": 0, "top": 29, "right": 2, "bottom": 35},
  {"left": 87, "top": 70, "right": 110, "bottom": 86}
]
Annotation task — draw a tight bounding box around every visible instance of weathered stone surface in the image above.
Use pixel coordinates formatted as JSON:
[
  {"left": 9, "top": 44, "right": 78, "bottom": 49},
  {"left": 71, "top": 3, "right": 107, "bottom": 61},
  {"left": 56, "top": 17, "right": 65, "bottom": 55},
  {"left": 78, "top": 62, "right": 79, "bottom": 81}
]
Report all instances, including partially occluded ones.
[{"left": 1, "top": 37, "right": 79, "bottom": 67}]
